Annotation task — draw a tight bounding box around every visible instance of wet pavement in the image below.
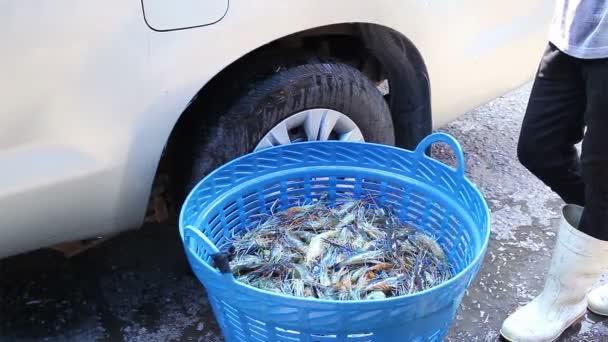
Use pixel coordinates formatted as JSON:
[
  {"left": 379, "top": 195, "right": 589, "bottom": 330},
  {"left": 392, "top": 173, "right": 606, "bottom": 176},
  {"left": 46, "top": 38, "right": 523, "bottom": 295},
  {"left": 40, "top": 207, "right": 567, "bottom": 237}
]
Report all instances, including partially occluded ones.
[{"left": 2, "top": 83, "right": 607, "bottom": 341}]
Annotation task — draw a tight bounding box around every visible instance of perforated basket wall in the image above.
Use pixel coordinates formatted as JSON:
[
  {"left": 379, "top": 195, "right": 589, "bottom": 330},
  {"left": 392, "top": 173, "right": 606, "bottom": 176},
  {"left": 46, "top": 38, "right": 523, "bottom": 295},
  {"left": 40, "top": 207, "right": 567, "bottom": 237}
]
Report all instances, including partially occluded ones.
[{"left": 179, "top": 133, "right": 490, "bottom": 342}]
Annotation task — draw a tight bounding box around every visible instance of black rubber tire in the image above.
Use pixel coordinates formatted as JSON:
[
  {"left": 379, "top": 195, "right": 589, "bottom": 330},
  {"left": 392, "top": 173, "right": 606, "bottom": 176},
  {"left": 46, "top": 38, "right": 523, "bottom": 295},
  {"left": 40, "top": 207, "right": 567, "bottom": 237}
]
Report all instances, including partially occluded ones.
[{"left": 178, "top": 60, "right": 395, "bottom": 195}]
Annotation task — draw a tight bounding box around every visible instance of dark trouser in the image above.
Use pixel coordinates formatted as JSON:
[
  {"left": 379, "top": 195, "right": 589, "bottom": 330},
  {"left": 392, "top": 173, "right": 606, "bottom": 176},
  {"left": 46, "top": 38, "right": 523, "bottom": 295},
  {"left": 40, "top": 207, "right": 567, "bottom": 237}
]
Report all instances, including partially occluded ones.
[{"left": 518, "top": 42, "right": 608, "bottom": 240}]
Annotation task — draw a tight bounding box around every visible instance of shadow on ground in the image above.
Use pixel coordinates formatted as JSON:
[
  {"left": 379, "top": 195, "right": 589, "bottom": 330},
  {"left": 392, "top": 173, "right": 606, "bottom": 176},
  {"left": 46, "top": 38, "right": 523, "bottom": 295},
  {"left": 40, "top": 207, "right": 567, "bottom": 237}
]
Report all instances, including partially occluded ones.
[{"left": 0, "top": 223, "right": 222, "bottom": 342}]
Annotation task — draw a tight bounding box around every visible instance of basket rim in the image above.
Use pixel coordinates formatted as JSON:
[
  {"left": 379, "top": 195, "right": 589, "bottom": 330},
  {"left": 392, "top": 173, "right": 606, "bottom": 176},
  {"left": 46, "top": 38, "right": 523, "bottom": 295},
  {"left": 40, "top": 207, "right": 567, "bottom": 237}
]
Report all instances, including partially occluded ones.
[{"left": 179, "top": 140, "right": 491, "bottom": 305}]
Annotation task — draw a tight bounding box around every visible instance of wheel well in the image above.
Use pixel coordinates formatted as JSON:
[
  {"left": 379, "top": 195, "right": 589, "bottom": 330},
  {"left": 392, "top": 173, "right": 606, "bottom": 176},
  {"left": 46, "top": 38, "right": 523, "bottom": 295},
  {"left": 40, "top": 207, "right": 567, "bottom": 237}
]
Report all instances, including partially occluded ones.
[{"left": 145, "top": 23, "right": 431, "bottom": 223}]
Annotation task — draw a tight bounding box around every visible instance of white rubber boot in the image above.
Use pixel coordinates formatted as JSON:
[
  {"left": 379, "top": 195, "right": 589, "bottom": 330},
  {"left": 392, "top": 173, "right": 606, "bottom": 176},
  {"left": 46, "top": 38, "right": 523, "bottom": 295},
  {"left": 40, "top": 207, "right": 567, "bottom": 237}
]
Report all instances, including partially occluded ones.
[
  {"left": 588, "top": 284, "right": 608, "bottom": 316},
  {"left": 500, "top": 204, "right": 608, "bottom": 342}
]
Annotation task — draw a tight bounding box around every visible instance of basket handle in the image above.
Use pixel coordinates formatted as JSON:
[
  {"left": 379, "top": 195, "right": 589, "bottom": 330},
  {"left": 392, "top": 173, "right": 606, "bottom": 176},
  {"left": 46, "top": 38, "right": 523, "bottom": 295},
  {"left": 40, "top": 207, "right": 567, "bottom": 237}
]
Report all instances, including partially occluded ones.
[
  {"left": 414, "top": 132, "right": 466, "bottom": 178},
  {"left": 183, "top": 225, "right": 236, "bottom": 277}
]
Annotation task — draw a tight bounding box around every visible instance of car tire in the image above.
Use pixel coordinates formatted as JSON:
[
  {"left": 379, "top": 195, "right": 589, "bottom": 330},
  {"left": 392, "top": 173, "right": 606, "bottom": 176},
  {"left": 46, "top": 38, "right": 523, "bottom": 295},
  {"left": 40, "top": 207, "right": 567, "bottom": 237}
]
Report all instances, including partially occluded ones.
[{"left": 175, "top": 59, "right": 395, "bottom": 196}]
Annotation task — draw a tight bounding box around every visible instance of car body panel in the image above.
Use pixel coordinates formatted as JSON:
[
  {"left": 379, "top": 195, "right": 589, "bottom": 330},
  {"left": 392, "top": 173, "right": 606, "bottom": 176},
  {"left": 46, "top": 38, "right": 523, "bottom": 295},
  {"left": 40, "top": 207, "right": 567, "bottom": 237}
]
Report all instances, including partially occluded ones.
[{"left": 0, "top": 0, "right": 554, "bottom": 258}]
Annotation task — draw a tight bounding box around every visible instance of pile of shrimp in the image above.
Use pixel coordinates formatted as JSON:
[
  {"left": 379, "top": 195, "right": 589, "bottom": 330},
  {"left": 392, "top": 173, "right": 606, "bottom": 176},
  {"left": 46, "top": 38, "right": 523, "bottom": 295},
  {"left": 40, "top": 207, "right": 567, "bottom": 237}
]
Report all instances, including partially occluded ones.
[{"left": 219, "top": 196, "right": 452, "bottom": 300}]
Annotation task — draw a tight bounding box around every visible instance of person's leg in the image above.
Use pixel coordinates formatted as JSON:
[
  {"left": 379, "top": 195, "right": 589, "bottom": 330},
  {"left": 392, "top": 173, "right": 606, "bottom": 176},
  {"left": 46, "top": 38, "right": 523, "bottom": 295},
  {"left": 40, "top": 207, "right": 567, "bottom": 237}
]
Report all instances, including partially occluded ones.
[
  {"left": 501, "top": 45, "right": 608, "bottom": 342},
  {"left": 578, "top": 59, "right": 608, "bottom": 316},
  {"left": 517, "top": 43, "right": 586, "bottom": 205},
  {"left": 577, "top": 59, "right": 608, "bottom": 240}
]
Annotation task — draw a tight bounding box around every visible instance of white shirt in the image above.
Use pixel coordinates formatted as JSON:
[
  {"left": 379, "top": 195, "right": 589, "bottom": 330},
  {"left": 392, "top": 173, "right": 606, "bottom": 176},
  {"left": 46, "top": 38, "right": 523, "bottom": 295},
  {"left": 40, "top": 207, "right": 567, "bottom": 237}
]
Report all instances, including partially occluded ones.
[{"left": 550, "top": 0, "right": 608, "bottom": 59}]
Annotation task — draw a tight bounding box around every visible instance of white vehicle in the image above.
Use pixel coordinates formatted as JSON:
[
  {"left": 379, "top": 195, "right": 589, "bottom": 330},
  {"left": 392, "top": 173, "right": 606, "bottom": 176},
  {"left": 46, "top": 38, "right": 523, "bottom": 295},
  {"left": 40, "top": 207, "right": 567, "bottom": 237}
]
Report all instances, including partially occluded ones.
[{"left": 0, "top": 1, "right": 553, "bottom": 258}]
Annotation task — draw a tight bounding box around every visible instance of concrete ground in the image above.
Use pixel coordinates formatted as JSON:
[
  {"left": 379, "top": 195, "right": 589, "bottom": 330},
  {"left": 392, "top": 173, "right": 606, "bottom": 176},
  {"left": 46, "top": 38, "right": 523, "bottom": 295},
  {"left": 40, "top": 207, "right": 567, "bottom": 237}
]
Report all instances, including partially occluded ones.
[{"left": 2, "top": 83, "right": 607, "bottom": 342}]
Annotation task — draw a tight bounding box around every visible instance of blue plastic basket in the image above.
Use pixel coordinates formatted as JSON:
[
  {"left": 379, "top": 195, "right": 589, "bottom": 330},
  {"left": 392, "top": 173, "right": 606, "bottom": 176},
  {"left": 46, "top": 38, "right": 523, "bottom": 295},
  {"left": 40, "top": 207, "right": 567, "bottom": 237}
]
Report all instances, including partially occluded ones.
[{"left": 179, "top": 132, "right": 490, "bottom": 342}]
